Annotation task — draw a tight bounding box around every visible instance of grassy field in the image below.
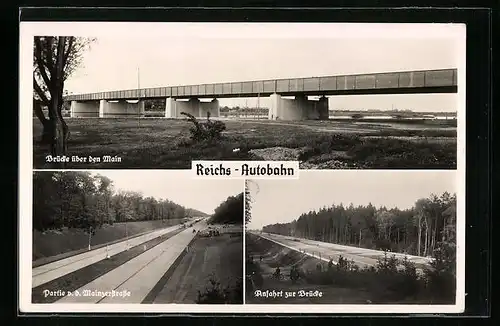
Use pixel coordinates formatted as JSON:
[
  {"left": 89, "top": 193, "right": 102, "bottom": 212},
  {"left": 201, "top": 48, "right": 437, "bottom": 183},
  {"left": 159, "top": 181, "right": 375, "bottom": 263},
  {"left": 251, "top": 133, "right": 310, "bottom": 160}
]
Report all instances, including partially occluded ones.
[
  {"left": 33, "top": 118, "right": 457, "bottom": 169},
  {"left": 151, "top": 230, "right": 243, "bottom": 304},
  {"left": 33, "top": 219, "right": 186, "bottom": 263}
]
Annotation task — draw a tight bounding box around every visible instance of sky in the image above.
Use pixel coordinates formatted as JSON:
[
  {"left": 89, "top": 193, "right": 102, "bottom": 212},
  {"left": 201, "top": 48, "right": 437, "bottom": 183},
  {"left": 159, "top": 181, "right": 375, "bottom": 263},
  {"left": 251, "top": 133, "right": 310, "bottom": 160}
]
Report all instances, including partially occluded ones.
[
  {"left": 247, "top": 171, "right": 456, "bottom": 230},
  {"left": 33, "top": 22, "right": 466, "bottom": 112},
  {"left": 89, "top": 170, "right": 243, "bottom": 215}
]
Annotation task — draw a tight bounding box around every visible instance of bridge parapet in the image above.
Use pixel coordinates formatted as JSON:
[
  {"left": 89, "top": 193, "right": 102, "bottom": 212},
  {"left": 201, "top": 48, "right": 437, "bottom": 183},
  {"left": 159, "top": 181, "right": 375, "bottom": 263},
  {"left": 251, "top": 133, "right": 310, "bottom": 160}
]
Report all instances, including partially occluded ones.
[{"left": 63, "top": 68, "right": 458, "bottom": 102}]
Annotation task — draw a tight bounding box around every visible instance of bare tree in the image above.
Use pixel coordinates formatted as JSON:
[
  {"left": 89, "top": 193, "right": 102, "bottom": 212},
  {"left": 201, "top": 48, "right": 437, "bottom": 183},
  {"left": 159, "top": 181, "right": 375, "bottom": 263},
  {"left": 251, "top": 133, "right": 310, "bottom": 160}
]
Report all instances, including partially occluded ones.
[
  {"left": 244, "top": 180, "right": 260, "bottom": 226},
  {"left": 33, "top": 36, "right": 95, "bottom": 167}
]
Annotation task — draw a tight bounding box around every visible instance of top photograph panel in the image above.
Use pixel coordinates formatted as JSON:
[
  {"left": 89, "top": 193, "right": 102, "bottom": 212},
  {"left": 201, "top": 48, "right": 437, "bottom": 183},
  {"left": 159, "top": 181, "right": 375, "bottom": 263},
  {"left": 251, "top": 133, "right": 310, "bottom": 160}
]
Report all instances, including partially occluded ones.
[{"left": 25, "top": 23, "right": 465, "bottom": 169}]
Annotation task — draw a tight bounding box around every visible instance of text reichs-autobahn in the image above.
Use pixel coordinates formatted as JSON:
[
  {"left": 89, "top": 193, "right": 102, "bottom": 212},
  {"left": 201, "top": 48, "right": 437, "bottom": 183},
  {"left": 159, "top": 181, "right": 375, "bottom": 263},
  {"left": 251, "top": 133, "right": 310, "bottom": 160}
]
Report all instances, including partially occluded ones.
[{"left": 195, "top": 163, "right": 296, "bottom": 177}]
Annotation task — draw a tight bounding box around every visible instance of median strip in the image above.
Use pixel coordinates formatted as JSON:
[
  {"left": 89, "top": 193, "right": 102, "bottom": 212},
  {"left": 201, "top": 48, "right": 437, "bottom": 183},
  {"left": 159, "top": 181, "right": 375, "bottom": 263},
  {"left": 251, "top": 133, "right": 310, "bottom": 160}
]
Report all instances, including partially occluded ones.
[{"left": 32, "top": 227, "right": 184, "bottom": 304}]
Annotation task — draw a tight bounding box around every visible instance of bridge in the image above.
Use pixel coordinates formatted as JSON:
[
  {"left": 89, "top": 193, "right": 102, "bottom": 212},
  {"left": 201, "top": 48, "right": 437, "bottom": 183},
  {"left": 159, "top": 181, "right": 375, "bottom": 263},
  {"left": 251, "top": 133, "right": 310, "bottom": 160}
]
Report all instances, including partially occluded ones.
[{"left": 64, "top": 68, "right": 457, "bottom": 120}]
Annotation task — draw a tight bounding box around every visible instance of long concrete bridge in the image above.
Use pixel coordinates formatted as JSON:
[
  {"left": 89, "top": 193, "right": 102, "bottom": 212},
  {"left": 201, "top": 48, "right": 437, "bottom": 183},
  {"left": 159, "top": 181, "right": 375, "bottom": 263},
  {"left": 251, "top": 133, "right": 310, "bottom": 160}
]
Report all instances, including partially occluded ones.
[{"left": 64, "top": 68, "right": 457, "bottom": 120}]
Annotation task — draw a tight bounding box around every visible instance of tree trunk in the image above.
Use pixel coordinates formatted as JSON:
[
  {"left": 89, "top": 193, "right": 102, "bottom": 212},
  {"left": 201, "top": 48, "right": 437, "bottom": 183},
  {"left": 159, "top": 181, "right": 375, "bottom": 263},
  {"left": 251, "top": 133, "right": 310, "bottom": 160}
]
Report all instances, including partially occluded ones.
[
  {"left": 431, "top": 224, "right": 437, "bottom": 252},
  {"left": 48, "top": 37, "right": 69, "bottom": 167},
  {"left": 88, "top": 230, "right": 92, "bottom": 251},
  {"left": 442, "top": 216, "right": 447, "bottom": 242},
  {"left": 423, "top": 219, "right": 429, "bottom": 256},
  {"left": 417, "top": 216, "right": 422, "bottom": 256},
  {"left": 33, "top": 100, "right": 53, "bottom": 144}
]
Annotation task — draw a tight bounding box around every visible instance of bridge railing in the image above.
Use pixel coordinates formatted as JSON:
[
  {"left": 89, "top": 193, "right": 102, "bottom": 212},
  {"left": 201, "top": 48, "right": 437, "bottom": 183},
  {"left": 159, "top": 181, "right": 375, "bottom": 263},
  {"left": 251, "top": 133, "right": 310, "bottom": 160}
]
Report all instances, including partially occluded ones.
[{"left": 63, "top": 69, "right": 457, "bottom": 102}]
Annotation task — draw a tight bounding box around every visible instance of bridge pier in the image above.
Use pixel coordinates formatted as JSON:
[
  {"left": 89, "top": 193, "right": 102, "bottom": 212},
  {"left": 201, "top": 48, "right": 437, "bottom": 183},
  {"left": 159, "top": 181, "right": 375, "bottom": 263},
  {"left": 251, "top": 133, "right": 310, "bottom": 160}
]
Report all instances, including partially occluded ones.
[
  {"left": 70, "top": 100, "right": 101, "bottom": 118},
  {"left": 165, "top": 97, "right": 220, "bottom": 119},
  {"left": 269, "top": 94, "right": 329, "bottom": 120},
  {"left": 99, "top": 100, "right": 145, "bottom": 118}
]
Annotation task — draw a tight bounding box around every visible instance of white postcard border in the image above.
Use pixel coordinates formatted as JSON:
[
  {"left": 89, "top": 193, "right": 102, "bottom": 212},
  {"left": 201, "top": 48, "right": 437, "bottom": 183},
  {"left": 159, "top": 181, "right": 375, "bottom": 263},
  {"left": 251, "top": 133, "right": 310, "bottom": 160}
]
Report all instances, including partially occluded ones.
[{"left": 19, "top": 21, "right": 466, "bottom": 314}]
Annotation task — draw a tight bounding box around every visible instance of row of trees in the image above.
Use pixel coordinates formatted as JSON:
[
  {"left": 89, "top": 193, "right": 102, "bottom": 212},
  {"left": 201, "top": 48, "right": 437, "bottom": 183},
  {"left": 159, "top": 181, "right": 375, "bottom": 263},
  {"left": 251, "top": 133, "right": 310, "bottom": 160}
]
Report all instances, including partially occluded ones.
[
  {"left": 209, "top": 193, "right": 244, "bottom": 225},
  {"left": 220, "top": 106, "right": 268, "bottom": 115},
  {"left": 262, "top": 192, "right": 456, "bottom": 257},
  {"left": 33, "top": 171, "right": 207, "bottom": 232}
]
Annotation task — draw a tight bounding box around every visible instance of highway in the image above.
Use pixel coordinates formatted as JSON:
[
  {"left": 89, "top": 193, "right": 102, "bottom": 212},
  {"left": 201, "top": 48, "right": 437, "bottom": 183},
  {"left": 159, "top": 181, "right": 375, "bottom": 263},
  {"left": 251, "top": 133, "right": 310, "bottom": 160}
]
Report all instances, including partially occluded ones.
[
  {"left": 251, "top": 231, "right": 433, "bottom": 270},
  {"left": 55, "top": 219, "right": 208, "bottom": 304},
  {"left": 32, "top": 224, "right": 185, "bottom": 288}
]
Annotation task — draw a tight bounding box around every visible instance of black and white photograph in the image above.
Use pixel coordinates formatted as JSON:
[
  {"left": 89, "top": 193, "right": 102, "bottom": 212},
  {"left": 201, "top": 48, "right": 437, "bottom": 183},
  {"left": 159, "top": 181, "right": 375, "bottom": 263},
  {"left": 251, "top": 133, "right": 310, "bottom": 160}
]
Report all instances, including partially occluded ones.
[
  {"left": 28, "top": 23, "right": 464, "bottom": 170},
  {"left": 245, "top": 171, "right": 461, "bottom": 307},
  {"left": 19, "top": 20, "right": 467, "bottom": 315},
  {"left": 28, "top": 171, "right": 243, "bottom": 306}
]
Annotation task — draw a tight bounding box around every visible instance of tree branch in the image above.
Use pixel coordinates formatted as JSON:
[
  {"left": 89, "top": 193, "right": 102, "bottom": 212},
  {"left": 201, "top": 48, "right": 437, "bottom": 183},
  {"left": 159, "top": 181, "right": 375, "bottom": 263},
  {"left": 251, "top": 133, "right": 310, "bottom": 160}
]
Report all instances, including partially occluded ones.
[
  {"left": 62, "top": 37, "right": 74, "bottom": 68},
  {"left": 45, "top": 37, "right": 54, "bottom": 72},
  {"left": 34, "top": 38, "right": 52, "bottom": 91},
  {"left": 33, "top": 77, "right": 51, "bottom": 106},
  {"left": 33, "top": 99, "right": 48, "bottom": 124}
]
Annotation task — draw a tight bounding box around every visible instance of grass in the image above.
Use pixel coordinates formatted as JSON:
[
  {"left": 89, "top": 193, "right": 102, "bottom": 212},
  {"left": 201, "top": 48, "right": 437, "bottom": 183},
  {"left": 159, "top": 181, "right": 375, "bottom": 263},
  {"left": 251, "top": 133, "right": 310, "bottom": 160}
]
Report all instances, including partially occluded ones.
[
  {"left": 33, "top": 118, "right": 457, "bottom": 169},
  {"left": 151, "top": 231, "right": 243, "bottom": 304},
  {"left": 32, "top": 227, "right": 184, "bottom": 304},
  {"left": 33, "top": 219, "right": 186, "bottom": 262}
]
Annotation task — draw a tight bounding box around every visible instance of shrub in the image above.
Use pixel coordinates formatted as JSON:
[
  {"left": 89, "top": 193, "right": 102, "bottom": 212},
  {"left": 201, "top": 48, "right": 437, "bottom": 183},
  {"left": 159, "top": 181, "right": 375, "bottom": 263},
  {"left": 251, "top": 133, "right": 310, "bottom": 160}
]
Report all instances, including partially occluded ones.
[
  {"left": 424, "top": 240, "right": 456, "bottom": 302},
  {"left": 196, "top": 274, "right": 243, "bottom": 304},
  {"left": 181, "top": 111, "right": 226, "bottom": 143},
  {"left": 376, "top": 251, "right": 399, "bottom": 274},
  {"left": 398, "top": 256, "right": 421, "bottom": 297}
]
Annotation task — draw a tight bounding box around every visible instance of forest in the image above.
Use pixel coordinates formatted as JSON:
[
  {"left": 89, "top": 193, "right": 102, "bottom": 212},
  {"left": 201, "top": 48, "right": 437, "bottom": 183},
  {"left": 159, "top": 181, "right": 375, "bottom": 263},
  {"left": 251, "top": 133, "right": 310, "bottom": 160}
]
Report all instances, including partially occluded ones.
[
  {"left": 33, "top": 171, "right": 208, "bottom": 232},
  {"left": 209, "top": 193, "right": 244, "bottom": 225},
  {"left": 262, "top": 192, "right": 456, "bottom": 257}
]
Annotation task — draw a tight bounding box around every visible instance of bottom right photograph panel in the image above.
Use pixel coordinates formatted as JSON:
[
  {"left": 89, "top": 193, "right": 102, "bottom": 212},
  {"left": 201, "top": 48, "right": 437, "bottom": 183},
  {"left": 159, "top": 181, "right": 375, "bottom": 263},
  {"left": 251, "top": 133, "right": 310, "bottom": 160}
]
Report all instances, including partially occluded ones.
[{"left": 244, "top": 170, "right": 459, "bottom": 306}]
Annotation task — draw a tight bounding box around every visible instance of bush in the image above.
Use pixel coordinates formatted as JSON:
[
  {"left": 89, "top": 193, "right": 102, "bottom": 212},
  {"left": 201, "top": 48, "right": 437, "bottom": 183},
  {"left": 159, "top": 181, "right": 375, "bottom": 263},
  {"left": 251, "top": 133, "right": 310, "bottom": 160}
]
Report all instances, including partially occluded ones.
[
  {"left": 246, "top": 258, "right": 264, "bottom": 288},
  {"left": 376, "top": 251, "right": 399, "bottom": 274},
  {"left": 196, "top": 274, "right": 243, "bottom": 304},
  {"left": 424, "top": 240, "right": 456, "bottom": 302},
  {"left": 181, "top": 111, "right": 226, "bottom": 143},
  {"left": 337, "top": 255, "right": 357, "bottom": 272},
  {"left": 304, "top": 251, "right": 452, "bottom": 303}
]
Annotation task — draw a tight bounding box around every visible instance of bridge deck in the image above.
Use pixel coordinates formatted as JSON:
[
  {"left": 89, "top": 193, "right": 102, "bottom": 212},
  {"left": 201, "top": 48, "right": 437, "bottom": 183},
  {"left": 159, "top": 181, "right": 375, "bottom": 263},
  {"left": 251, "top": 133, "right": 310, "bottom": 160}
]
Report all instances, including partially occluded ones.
[{"left": 65, "top": 68, "right": 457, "bottom": 102}]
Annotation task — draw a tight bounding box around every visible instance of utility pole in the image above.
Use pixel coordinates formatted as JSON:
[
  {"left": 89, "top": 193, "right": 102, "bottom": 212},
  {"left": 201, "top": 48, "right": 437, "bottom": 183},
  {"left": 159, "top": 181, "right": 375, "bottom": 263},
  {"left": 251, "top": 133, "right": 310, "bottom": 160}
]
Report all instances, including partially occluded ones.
[
  {"left": 137, "top": 66, "right": 141, "bottom": 118},
  {"left": 125, "top": 219, "right": 129, "bottom": 250},
  {"left": 257, "top": 93, "right": 260, "bottom": 119}
]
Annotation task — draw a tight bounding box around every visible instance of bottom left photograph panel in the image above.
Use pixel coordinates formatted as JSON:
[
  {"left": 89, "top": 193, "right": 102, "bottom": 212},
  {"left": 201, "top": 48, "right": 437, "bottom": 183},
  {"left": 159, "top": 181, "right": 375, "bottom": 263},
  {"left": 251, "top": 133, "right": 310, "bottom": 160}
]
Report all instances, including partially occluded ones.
[{"left": 28, "top": 170, "right": 244, "bottom": 306}]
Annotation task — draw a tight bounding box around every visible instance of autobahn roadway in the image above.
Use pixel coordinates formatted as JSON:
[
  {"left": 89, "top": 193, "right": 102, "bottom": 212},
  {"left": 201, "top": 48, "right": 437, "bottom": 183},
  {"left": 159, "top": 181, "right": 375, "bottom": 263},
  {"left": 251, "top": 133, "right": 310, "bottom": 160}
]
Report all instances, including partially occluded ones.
[
  {"left": 250, "top": 231, "right": 434, "bottom": 270},
  {"left": 32, "top": 224, "right": 189, "bottom": 288},
  {"left": 49, "top": 219, "right": 209, "bottom": 304}
]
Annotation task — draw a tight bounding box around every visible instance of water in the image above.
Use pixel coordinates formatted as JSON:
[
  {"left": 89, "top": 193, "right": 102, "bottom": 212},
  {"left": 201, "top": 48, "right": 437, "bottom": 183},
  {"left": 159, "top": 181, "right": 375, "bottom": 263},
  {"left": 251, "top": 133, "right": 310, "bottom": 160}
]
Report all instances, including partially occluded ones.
[{"left": 329, "top": 115, "right": 456, "bottom": 120}]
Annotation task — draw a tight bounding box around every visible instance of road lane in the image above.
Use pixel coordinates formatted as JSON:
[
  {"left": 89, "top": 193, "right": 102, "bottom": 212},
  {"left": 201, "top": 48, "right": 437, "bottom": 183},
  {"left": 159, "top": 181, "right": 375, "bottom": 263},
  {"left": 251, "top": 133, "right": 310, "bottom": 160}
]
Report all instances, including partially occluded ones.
[
  {"left": 100, "top": 222, "right": 206, "bottom": 303},
  {"left": 55, "top": 221, "right": 206, "bottom": 304},
  {"left": 32, "top": 224, "right": 183, "bottom": 288},
  {"left": 253, "top": 232, "right": 433, "bottom": 269}
]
